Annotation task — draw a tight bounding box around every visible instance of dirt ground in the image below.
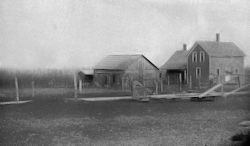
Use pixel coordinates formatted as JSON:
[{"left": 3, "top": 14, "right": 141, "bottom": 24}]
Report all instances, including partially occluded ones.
[{"left": 0, "top": 93, "right": 250, "bottom": 146}]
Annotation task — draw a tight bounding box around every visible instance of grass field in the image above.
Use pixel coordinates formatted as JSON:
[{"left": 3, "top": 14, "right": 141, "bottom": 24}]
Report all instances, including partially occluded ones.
[{"left": 1, "top": 93, "right": 250, "bottom": 146}]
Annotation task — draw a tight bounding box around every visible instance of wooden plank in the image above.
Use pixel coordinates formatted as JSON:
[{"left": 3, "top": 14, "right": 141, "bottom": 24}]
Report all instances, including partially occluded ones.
[
  {"left": 199, "top": 83, "right": 223, "bottom": 98},
  {"left": 79, "top": 79, "right": 83, "bottom": 94},
  {"left": 15, "top": 77, "right": 19, "bottom": 102},
  {"left": 199, "top": 76, "right": 239, "bottom": 98},
  {"left": 189, "top": 75, "right": 192, "bottom": 89},
  {"left": 224, "top": 83, "right": 250, "bottom": 96},
  {"left": 77, "top": 92, "right": 225, "bottom": 102},
  {"left": 32, "top": 81, "right": 35, "bottom": 97},
  {"left": 167, "top": 76, "right": 170, "bottom": 88},
  {"left": 155, "top": 80, "right": 158, "bottom": 95},
  {"left": 0, "top": 100, "right": 33, "bottom": 105},
  {"left": 160, "top": 79, "right": 163, "bottom": 92},
  {"left": 179, "top": 73, "right": 182, "bottom": 91},
  {"left": 73, "top": 73, "right": 78, "bottom": 100}
]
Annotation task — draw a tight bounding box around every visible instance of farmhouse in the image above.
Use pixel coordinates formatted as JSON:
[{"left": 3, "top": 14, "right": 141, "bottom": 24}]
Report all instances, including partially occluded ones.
[
  {"left": 93, "top": 55, "right": 159, "bottom": 88},
  {"left": 161, "top": 34, "right": 245, "bottom": 87},
  {"left": 161, "top": 44, "right": 188, "bottom": 84},
  {"left": 187, "top": 34, "right": 245, "bottom": 87}
]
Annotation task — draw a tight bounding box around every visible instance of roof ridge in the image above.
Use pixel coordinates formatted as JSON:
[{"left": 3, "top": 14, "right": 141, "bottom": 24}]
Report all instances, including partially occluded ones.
[
  {"left": 108, "top": 54, "right": 143, "bottom": 56},
  {"left": 197, "top": 40, "right": 235, "bottom": 43}
]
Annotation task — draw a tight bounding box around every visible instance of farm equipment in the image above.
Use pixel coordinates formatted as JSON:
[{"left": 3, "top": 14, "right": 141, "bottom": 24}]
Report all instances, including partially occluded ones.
[{"left": 132, "top": 80, "right": 156, "bottom": 102}]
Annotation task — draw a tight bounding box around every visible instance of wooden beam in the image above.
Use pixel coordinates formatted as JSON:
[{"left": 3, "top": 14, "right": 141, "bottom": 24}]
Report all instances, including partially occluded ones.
[
  {"left": 160, "top": 78, "right": 163, "bottom": 92},
  {"left": 224, "top": 83, "right": 250, "bottom": 96},
  {"left": 79, "top": 79, "right": 83, "bottom": 94},
  {"left": 179, "top": 73, "right": 182, "bottom": 91},
  {"left": 121, "top": 77, "right": 124, "bottom": 92},
  {"left": 199, "top": 83, "right": 223, "bottom": 98},
  {"left": 155, "top": 80, "right": 158, "bottom": 95},
  {"left": 32, "top": 81, "right": 35, "bottom": 97},
  {"left": 184, "top": 70, "right": 187, "bottom": 83},
  {"left": 167, "top": 76, "right": 170, "bottom": 88},
  {"left": 15, "top": 77, "right": 19, "bottom": 102},
  {"left": 74, "top": 73, "right": 78, "bottom": 100},
  {"left": 189, "top": 75, "right": 192, "bottom": 89},
  {"left": 199, "top": 75, "right": 239, "bottom": 98}
]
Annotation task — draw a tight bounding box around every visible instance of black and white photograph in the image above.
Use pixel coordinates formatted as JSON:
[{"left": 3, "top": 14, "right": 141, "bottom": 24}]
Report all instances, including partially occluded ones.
[{"left": 0, "top": 0, "right": 250, "bottom": 145}]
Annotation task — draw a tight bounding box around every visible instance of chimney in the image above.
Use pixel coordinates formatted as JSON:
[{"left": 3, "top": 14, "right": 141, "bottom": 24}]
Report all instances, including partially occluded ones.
[
  {"left": 216, "top": 33, "right": 220, "bottom": 42},
  {"left": 183, "top": 44, "right": 187, "bottom": 51}
]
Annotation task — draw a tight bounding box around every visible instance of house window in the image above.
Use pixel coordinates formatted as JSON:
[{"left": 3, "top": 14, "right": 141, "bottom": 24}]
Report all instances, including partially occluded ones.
[
  {"left": 196, "top": 67, "right": 201, "bottom": 78},
  {"left": 192, "top": 52, "right": 197, "bottom": 62},
  {"left": 216, "top": 68, "right": 220, "bottom": 76},
  {"left": 234, "top": 68, "right": 239, "bottom": 74},
  {"left": 200, "top": 51, "right": 205, "bottom": 62}
]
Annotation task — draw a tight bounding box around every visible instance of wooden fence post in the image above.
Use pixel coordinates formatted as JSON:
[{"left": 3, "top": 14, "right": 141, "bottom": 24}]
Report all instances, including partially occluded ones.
[
  {"left": 179, "top": 73, "right": 182, "bottom": 91},
  {"left": 184, "top": 70, "right": 187, "bottom": 83},
  {"left": 79, "top": 79, "right": 83, "bottom": 94},
  {"left": 155, "top": 80, "right": 158, "bottom": 95},
  {"left": 221, "top": 75, "right": 224, "bottom": 96},
  {"left": 238, "top": 76, "right": 241, "bottom": 87},
  {"left": 32, "top": 81, "right": 35, "bottom": 97},
  {"left": 167, "top": 76, "right": 170, "bottom": 88},
  {"left": 160, "top": 78, "right": 163, "bottom": 92},
  {"left": 121, "top": 77, "right": 124, "bottom": 92},
  {"left": 15, "top": 77, "right": 19, "bottom": 102},
  {"left": 189, "top": 75, "right": 192, "bottom": 89},
  {"left": 130, "top": 76, "right": 133, "bottom": 97},
  {"left": 74, "top": 73, "right": 78, "bottom": 100}
]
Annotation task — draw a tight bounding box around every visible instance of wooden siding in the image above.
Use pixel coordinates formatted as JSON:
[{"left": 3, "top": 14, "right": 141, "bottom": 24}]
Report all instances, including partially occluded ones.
[
  {"left": 94, "top": 56, "right": 159, "bottom": 87},
  {"left": 210, "top": 56, "right": 245, "bottom": 84},
  {"left": 126, "top": 56, "right": 158, "bottom": 79},
  {"left": 188, "top": 44, "right": 210, "bottom": 86}
]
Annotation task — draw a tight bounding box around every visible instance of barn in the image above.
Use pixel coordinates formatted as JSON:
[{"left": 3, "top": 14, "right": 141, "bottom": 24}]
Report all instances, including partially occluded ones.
[
  {"left": 161, "top": 44, "right": 188, "bottom": 84},
  {"left": 187, "top": 34, "right": 245, "bottom": 87},
  {"left": 93, "top": 55, "right": 159, "bottom": 88}
]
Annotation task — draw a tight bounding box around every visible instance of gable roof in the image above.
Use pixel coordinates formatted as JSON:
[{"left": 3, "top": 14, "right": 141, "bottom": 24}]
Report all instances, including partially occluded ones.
[
  {"left": 94, "top": 54, "right": 159, "bottom": 70},
  {"left": 188, "top": 41, "right": 245, "bottom": 57},
  {"left": 161, "top": 50, "right": 188, "bottom": 70}
]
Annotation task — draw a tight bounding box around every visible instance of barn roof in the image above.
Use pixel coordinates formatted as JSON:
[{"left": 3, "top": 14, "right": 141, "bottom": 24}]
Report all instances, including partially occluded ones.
[
  {"left": 94, "top": 54, "right": 159, "bottom": 70},
  {"left": 161, "top": 50, "right": 188, "bottom": 70},
  {"left": 190, "top": 41, "right": 245, "bottom": 57}
]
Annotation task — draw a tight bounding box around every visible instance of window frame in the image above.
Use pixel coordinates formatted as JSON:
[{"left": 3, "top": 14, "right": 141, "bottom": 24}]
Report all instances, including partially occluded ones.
[
  {"left": 192, "top": 52, "right": 197, "bottom": 63},
  {"left": 200, "top": 51, "right": 205, "bottom": 62},
  {"left": 196, "top": 67, "right": 201, "bottom": 78},
  {"left": 216, "top": 67, "right": 220, "bottom": 76},
  {"left": 234, "top": 68, "right": 239, "bottom": 74}
]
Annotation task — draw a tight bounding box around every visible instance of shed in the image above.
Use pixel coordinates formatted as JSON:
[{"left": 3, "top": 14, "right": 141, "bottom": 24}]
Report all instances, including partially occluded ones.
[{"left": 94, "top": 54, "right": 159, "bottom": 87}]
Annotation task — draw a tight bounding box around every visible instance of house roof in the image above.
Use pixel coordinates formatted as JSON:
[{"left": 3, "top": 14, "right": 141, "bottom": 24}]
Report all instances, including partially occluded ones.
[
  {"left": 190, "top": 41, "right": 245, "bottom": 57},
  {"left": 161, "top": 50, "right": 188, "bottom": 70},
  {"left": 94, "top": 54, "right": 159, "bottom": 70},
  {"left": 79, "top": 68, "right": 94, "bottom": 75}
]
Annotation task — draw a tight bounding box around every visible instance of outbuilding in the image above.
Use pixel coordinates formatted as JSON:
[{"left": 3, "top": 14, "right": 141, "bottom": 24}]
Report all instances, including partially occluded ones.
[{"left": 93, "top": 54, "right": 159, "bottom": 88}]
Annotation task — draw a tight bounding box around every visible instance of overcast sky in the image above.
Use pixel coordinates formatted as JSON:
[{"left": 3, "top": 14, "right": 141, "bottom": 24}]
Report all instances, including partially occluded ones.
[{"left": 0, "top": 0, "right": 250, "bottom": 69}]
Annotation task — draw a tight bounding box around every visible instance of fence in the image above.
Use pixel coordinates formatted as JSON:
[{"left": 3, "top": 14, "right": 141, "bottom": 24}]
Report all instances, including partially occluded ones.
[{"left": 1, "top": 68, "right": 250, "bottom": 101}]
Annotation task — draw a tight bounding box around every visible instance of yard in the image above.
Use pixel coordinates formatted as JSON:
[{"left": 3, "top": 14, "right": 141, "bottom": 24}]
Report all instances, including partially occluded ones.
[{"left": 0, "top": 92, "right": 250, "bottom": 146}]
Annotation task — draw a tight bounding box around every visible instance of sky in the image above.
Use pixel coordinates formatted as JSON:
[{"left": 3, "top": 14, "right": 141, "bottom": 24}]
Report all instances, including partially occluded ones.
[{"left": 0, "top": 0, "right": 250, "bottom": 69}]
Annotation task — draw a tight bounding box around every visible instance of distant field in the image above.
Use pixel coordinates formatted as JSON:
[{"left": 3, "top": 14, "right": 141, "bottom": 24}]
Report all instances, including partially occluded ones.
[{"left": 0, "top": 94, "right": 250, "bottom": 146}]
